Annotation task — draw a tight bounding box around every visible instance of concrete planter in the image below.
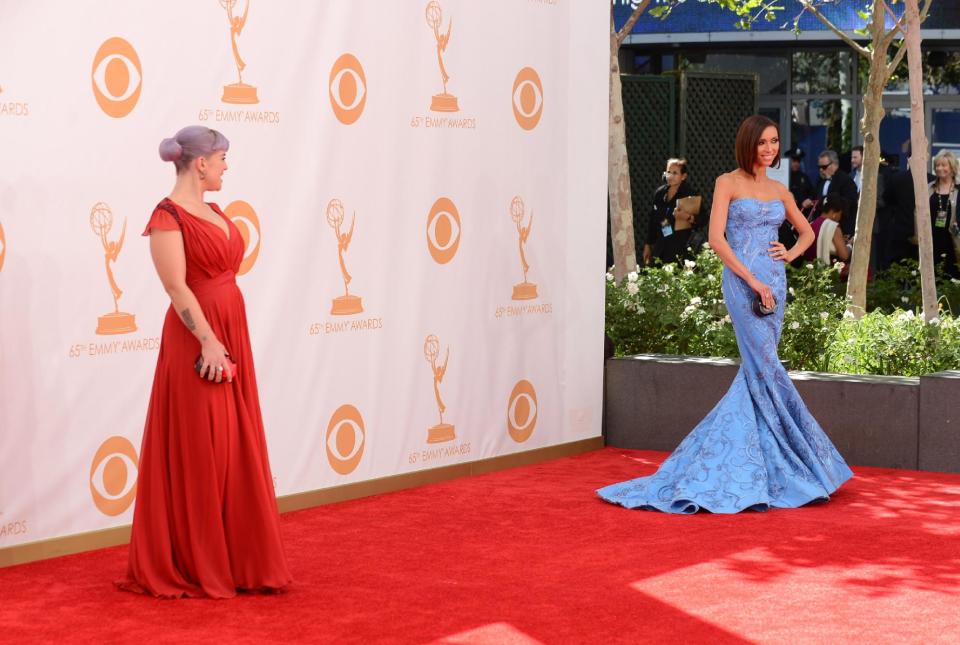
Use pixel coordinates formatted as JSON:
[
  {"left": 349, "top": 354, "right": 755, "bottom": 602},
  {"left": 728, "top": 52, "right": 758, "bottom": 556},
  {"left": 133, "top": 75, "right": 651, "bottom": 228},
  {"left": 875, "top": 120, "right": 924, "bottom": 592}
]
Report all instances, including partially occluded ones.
[{"left": 604, "top": 354, "right": 960, "bottom": 473}]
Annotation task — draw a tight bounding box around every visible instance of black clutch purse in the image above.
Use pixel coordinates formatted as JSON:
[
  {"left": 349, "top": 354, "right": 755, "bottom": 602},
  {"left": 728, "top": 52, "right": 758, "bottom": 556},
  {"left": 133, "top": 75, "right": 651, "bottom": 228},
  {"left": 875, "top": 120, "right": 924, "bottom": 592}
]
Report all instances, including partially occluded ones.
[{"left": 752, "top": 294, "right": 776, "bottom": 316}]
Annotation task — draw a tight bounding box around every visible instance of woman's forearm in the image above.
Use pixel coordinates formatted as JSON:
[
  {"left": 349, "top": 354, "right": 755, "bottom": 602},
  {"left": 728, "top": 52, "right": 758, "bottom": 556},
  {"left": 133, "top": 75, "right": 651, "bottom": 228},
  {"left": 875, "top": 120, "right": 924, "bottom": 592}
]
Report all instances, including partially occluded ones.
[
  {"left": 708, "top": 234, "right": 757, "bottom": 286},
  {"left": 789, "top": 229, "right": 816, "bottom": 260},
  {"left": 164, "top": 285, "right": 216, "bottom": 345}
]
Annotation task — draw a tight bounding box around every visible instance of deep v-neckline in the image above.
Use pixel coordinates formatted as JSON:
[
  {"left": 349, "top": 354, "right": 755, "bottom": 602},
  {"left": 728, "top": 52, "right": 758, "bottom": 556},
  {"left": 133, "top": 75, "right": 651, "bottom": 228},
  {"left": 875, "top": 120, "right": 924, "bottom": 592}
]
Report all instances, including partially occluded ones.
[{"left": 167, "top": 198, "right": 232, "bottom": 241}]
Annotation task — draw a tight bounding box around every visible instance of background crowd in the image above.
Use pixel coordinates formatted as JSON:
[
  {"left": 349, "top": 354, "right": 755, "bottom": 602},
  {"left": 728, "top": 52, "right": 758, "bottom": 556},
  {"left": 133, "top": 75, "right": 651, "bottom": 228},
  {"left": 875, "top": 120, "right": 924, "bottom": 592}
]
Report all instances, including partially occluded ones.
[{"left": 626, "top": 148, "right": 960, "bottom": 282}]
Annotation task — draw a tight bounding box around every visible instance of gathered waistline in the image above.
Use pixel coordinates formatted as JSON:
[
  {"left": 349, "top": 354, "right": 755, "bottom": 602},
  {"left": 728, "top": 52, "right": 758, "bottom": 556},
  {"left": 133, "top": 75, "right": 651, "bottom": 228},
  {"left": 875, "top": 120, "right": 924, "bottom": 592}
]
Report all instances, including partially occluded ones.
[{"left": 189, "top": 271, "right": 237, "bottom": 297}]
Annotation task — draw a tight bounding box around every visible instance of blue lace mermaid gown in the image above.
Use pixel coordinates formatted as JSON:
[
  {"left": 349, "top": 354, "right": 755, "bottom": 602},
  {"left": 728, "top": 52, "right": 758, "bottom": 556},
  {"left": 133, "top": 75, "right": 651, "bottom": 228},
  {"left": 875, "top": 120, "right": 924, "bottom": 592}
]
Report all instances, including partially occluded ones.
[{"left": 598, "top": 198, "right": 853, "bottom": 514}]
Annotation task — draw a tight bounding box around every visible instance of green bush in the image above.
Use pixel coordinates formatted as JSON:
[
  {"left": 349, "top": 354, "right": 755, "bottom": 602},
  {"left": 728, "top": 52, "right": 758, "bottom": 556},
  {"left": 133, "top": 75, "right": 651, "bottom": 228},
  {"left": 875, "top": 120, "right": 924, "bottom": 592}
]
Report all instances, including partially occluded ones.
[
  {"left": 606, "top": 247, "right": 960, "bottom": 376},
  {"left": 866, "top": 258, "right": 960, "bottom": 316}
]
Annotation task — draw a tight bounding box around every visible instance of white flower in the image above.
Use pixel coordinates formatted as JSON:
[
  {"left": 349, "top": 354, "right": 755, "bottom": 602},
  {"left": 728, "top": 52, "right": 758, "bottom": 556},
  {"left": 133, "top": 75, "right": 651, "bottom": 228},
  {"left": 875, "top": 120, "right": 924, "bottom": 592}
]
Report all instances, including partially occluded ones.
[
  {"left": 708, "top": 274, "right": 717, "bottom": 282},
  {"left": 952, "top": 278, "right": 960, "bottom": 285},
  {"left": 843, "top": 310, "right": 855, "bottom": 319},
  {"left": 664, "top": 264, "right": 675, "bottom": 274},
  {"left": 627, "top": 271, "right": 638, "bottom": 282},
  {"left": 806, "top": 263, "right": 814, "bottom": 270},
  {"left": 682, "top": 305, "right": 696, "bottom": 316},
  {"left": 911, "top": 270, "right": 918, "bottom": 276},
  {"left": 790, "top": 321, "right": 800, "bottom": 330},
  {"left": 723, "top": 315, "right": 731, "bottom": 324},
  {"left": 690, "top": 296, "right": 702, "bottom": 306},
  {"left": 929, "top": 317, "right": 941, "bottom": 326},
  {"left": 684, "top": 259, "right": 696, "bottom": 269},
  {"left": 834, "top": 262, "right": 845, "bottom": 272},
  {"left": 819, "top": 311, "right": 829, "bottom": 320},
  {"left": 896, "top": 310, "right": 916, "bottom": 323},
  {"left": 901, "top": 296, "right": 910, "bottom": 303},
  {"left": 626, "top": 282, "right": 639, "bottom": 295},
  {"left": 606, "top": 272, "right": 614, "bottom": 282},
  {"left": 702, "top": 242, "right": 711, "bottom": 249},
  {"left": 846, "top": 338, "right": 856, "bottom": 344},
  {"left": 789, "top": 287, "right": 796, "bottom": 296},
  {"left": 636, "top": 306, "right": 645, "bottom": 314}
]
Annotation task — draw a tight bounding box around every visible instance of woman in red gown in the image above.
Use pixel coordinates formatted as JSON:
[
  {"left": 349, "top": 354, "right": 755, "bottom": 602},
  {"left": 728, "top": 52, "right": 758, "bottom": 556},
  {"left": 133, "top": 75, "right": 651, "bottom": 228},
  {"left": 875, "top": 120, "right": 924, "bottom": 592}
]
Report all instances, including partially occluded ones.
[{"left": 118, "top": 126, "right": 291, "bottom": 598}]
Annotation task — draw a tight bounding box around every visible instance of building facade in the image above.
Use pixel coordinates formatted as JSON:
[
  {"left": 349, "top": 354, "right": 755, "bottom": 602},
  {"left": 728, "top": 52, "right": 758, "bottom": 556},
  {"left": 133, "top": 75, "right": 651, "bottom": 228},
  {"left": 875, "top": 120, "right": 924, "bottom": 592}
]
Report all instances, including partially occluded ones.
[{"left": 614, "top": 1, "right": 960, "bottom": 175}]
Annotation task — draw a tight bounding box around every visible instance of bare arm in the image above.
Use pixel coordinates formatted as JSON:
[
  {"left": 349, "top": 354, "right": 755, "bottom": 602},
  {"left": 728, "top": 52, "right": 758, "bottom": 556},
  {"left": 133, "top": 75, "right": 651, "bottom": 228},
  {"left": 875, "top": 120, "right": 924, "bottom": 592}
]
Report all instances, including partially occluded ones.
[
  {"left": 832, "top": 226, "right": 850, "bottom": 261},
  {"left": 708, "top": 175, "right": 763, "bottom": 289},
  {"left": 149, "top": 229, "right": 232, "bottom": 382}
]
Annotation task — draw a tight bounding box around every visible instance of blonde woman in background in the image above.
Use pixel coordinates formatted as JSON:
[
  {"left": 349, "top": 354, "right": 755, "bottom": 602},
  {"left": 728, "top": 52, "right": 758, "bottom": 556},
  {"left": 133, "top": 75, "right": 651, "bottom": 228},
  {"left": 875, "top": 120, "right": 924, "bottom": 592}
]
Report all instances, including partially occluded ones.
[{"left": 928, "top": 149, "right": 960, "bottom": 278}]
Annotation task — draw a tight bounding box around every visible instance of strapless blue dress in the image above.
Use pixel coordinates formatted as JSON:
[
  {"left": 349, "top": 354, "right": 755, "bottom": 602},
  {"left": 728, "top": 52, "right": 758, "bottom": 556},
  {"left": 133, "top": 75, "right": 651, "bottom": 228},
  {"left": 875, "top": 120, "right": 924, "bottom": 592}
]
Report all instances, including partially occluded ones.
[{"left": 598, "top": 198, "right": 853, "bottom": 513}]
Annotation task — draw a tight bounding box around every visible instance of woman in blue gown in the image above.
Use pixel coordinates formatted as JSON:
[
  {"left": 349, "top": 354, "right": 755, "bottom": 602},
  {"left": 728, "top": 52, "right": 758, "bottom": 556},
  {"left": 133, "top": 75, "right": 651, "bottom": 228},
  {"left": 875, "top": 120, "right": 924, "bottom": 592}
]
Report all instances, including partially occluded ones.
[{"left": 598, "top": 115, "right": 853, "bottom": 514}]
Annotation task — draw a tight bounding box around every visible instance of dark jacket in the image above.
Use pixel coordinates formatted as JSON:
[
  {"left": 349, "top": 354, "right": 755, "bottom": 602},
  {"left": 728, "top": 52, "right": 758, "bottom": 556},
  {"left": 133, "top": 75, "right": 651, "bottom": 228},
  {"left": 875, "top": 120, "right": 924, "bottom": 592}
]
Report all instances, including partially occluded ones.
[
  {"left": 790, "top": 169, "right": 815, "bottom": 211},
  {"left": 814, "top": 169, "right": 859, "bottom": 235},
  {"left": 646, "top": 182, "right": 695, "bottom": 248}
]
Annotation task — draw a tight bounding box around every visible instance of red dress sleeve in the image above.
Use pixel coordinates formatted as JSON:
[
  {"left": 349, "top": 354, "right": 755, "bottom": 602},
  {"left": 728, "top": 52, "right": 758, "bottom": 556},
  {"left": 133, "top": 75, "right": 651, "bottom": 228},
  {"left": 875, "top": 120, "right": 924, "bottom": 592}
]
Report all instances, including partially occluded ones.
[{"left": 142, "top": 202, "right": 182, "bottom": 236}]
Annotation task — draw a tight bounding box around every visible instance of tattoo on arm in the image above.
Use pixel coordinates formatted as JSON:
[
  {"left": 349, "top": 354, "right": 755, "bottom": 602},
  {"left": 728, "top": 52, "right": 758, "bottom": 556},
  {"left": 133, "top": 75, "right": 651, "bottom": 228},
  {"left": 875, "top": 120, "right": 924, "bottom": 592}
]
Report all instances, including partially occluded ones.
[{"left": 180, "top": 308, "right": 197, "bottom": 331}]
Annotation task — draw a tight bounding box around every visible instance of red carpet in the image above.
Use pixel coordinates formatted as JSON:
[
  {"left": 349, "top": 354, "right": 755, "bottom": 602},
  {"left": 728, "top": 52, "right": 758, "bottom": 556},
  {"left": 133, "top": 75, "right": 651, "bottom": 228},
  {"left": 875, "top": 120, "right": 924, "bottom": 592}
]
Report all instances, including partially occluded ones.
[{"left": 2, "top": 448, "right": 959, "bottom": 644}]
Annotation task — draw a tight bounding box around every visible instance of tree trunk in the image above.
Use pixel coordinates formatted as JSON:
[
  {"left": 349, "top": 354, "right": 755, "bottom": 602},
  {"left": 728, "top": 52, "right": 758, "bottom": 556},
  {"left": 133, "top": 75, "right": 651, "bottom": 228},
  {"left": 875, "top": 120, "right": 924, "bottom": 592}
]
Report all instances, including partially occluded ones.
[
  {"left": 905, "top": 0, "right": 937, "bottom": 320},
  {"left": 608, "top": 13, "right": 637, "bottom": 280},
  {"left": 845, "top": 4, "right": 888, "bottom": 317}
]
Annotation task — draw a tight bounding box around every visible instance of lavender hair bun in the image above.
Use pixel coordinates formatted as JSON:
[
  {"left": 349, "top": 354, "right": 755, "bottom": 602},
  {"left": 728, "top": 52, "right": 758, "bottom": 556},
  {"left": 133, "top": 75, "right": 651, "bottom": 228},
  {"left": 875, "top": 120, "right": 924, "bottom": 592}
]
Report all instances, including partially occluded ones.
[{"left": 158, "top": 137, "right": 183, "bottom": 162}]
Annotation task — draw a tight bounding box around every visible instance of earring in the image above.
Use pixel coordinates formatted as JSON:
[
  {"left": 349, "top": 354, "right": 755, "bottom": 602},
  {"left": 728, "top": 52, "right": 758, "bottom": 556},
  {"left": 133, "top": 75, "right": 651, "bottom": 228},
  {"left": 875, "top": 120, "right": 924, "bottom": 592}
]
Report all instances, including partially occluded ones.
[{"left": 199, "top": 170, "right": 206, "bottom": 180}]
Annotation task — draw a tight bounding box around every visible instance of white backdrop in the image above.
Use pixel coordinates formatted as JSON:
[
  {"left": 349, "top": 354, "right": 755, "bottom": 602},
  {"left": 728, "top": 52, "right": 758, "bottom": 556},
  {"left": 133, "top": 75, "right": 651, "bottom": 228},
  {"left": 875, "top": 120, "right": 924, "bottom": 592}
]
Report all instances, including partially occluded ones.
[{"left": 0, "top": 0, "right": 607, "bottom": 549}]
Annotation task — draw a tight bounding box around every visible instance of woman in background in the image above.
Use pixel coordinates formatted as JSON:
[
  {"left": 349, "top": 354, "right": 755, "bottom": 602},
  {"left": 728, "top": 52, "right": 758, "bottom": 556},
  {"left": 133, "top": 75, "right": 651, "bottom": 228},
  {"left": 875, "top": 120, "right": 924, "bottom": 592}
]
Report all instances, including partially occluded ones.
[{"left": 643, "top": 158, "right": 694, "bottom": 265}]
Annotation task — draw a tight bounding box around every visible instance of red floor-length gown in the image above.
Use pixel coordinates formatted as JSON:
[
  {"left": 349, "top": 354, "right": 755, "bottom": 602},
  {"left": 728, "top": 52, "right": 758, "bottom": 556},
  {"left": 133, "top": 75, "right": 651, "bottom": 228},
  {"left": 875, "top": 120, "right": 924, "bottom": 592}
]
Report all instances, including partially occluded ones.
[{"left": 117, "top": 198, "right": 291, "bottom": 598}]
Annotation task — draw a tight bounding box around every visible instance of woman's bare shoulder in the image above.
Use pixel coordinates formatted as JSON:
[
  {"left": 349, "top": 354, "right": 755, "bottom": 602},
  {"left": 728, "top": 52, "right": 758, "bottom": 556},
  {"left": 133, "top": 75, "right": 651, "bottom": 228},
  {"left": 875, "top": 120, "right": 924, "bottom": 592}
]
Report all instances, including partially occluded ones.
[{"left": 715, "top": 171, "right": 740, "bottom": 188}]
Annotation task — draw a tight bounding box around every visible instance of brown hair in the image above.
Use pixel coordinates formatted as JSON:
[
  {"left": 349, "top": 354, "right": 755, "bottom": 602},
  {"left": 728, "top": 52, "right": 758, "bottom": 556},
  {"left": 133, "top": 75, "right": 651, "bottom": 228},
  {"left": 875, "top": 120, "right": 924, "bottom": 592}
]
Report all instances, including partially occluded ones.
[
  {"left": 735, "top": 115, "right": 781, "bottom": 176},
  {"left": 676, "top": 195, "right": 702, "bottom": 217},
  {"left": 666, "top": 158, "right": 689, "bottom": 177}
]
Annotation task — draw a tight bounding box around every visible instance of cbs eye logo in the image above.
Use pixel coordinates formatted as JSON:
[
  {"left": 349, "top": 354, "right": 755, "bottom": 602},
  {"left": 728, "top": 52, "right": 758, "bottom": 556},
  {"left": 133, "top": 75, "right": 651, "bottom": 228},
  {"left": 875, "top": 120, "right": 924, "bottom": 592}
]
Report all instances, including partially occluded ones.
[
  {"left": 507, "top": 380, "right": 538, "bottom": 443},
  {"left": 329, "top": 53, "right": 367, "bottom": 125},
  {"left": 90, "top": 436, "right": 139, "bottom": 516},
  {"left": 426, "top": 197, "right": 461, "bottom": 264},
  {"left": 91, "top": 37, "right": 143, "bottom": 118},
  {"left": 326, "top": 404, "right": 365, "bottom": 475},
  {"left": 224, "top": 200, "right": 261, "bottom": 276},
  {"left": 512, "top": 67, "right": 543, "bottom": 131}
]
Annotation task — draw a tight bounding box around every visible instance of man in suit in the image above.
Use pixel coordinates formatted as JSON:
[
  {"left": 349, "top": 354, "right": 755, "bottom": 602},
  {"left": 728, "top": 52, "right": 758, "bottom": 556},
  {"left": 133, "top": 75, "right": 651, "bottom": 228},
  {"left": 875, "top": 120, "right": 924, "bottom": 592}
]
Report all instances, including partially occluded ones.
[
  {"left": 788, "top": 147, "right": 815, "bottom": 211},
  {"left": 803, "top": 150, "right": 859, "bottom": 235},
  {"left": 850, "top": 145, "right": 864, "bottom": 193}
]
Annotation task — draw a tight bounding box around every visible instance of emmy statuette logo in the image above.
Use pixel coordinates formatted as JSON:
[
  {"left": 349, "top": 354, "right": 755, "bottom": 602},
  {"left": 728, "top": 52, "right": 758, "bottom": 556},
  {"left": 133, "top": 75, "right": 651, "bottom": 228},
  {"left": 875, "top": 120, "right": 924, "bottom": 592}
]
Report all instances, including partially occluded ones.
[
  {"left": 425, "top": 1, "right": 458, "bottom": 113},
  {"left": 0, "top": 221, "right": 5, "bottom": 273},
  {"left": 326, "top": 404, "right": 365, "bottom": 475},
  {"left": 90, "top": 203, "right": 137, "bottom": 335},
  {"left": 326, "top": 199, "right": 363, "bottom": 315},
  {"left": 507, "top": 380, "right": 538, "bottom": 443},
  {"left": 423, "top": 334, "right": 455, "bottom": 443},
  {"left": 329, "top": 54, "right": 367, "bottom": 125},
  {"left": 512, "top": 67, "right": 543, "bottom": 131},
  {"left": 219, "top": 0, "right": 258, "bottom": 104},
  {"left": 224, "top": 200, "right": 261, "bottom": 275},
  {"left": 426, "top": 197, "right": 461, "bottom": 264},
  {"left": 90, "top": 436, "right": 139, "bottom": 516},
  {"left": 510, "top": 197, "right": 537, "bottom": 300},
  {"left": 91, "top": 37, "right": 143, "bottom": 118}
]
